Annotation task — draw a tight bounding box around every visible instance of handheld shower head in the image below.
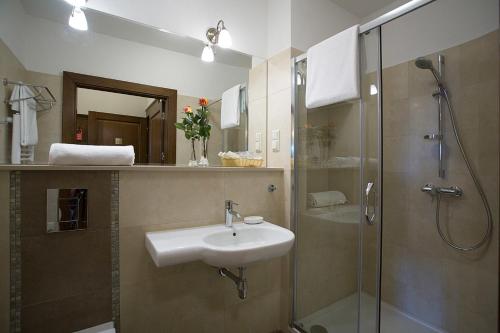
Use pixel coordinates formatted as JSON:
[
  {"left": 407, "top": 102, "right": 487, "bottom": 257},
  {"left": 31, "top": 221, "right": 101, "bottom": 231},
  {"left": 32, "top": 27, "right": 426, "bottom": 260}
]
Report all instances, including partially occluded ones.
[
  {"left": 415, "top": 57, "right": 434, "bottom": 70},
  {"left": 414, "top": 57, "right": 443, "bottom": 86}
]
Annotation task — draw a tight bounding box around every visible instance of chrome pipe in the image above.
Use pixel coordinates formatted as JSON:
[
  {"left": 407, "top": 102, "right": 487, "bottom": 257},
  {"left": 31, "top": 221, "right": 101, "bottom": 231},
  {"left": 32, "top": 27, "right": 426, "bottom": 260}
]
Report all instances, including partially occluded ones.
[
  {"left": 219, "top": 267, "right": 247, "bottom": 299},
  {"left": 437, "top": 54, "right": 445, "bottom": 178}
]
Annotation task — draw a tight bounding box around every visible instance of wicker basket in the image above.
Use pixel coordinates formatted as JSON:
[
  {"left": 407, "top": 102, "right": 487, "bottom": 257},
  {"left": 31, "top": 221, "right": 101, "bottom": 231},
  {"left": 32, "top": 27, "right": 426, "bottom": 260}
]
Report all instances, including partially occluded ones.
[{"left": 220, "top": 157, "right": 263, "bottom": 167}]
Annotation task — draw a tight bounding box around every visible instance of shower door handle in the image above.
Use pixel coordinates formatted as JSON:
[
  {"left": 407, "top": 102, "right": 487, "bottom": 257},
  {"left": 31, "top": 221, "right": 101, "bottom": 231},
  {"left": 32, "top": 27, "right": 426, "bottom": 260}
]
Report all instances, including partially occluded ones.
[{"left": 365, "top": 182, "right": 376, "bottom": 225}]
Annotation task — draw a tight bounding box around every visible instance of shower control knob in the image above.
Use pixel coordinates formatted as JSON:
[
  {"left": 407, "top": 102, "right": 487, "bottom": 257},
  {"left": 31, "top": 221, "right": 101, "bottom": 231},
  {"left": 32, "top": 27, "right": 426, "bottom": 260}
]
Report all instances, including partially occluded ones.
[
  {"left": 421, "top": 184, "right": 436, "bottom": 195},
  {"left": 437, "top": 186, "right": 463, "bottom": 197},
  {"left": 421, "top": 184, "right": 463, "bottom": 197}
]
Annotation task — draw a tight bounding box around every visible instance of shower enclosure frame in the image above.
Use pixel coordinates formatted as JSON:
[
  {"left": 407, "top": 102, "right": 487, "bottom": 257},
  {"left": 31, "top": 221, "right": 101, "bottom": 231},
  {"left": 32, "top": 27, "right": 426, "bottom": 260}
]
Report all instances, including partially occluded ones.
[{"left": 289, "top": 1, "right": 436, "bottom": 332}]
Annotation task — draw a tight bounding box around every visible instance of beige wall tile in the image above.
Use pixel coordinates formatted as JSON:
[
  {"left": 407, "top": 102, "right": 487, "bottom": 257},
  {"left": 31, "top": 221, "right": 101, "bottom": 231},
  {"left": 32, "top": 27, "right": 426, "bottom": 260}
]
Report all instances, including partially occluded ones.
[
  {"left": 267, "top": 88, "right": 291, "bottom": 169},
  {"left": 248, "top": 61, "right": 268, "bottom": 102},
  {"left": 223, "top": 171, "right": 284, "bottom": 222},
  {"left": 383, "top": 62, "right": 409, "bottom": 100},
  {"left": 119, "top": 170, "right": 288, "bottom": 332},
  {"left": 268, "top": 49, "right": 292, "bottom": 95},
  {"left": 381, "top": 30, "right": 499, "bottom": 333},
  {"left": 119, "top": 171, "right": 225, "bottom": 228}
]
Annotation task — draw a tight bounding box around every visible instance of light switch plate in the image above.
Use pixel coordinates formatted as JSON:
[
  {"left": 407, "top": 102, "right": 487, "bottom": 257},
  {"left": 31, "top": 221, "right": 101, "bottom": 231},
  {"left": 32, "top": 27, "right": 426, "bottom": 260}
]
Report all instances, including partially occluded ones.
[
  {"left": 255, "top": 132, "right": 262, "bottom": 153},
  {"left": 272, "top": 129, "right": 280, "bottom": 140},
  {"left": 272, "top": 129, "right": 280, "bottom": 152}
]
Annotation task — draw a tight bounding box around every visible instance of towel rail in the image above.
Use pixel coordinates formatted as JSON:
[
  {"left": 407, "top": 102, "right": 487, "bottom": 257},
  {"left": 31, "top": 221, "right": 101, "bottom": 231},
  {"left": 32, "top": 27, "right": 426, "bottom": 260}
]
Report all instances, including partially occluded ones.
[
  {"left": 207, "top": 84, "right": 247, "bottom": 107},
  {"left": 3, "top": 78, "right": 56, "bottom": 112}
]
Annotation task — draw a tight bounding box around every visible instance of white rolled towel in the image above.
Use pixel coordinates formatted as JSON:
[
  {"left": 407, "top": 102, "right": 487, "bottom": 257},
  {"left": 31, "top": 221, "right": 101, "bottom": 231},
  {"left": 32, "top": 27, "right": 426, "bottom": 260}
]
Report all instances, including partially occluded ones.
[
  {"left": 308, "top": 191, "right": 347, "bottom": 208},
  {"left": 48, "top": 143, "right": 135, "bottom": 166}
]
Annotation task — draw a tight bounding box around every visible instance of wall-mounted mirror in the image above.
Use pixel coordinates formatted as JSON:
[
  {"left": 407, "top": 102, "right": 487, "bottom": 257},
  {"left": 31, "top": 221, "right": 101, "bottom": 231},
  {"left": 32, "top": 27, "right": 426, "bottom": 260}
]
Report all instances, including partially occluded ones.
[{"left": 0, "top": 0, "right": 268, "bottom": 167}]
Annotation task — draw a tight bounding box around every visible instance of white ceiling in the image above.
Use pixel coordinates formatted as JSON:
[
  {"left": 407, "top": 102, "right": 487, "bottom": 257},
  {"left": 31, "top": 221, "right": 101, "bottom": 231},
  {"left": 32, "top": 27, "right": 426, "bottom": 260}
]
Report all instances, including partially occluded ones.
[{"left": 330, "top": 0, "right": 402, "bottom": 18}]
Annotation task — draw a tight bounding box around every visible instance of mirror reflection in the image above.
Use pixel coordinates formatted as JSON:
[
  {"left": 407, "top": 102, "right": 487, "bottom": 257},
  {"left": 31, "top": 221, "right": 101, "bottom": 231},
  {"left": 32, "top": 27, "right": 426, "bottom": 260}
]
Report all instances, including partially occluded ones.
[
  {"left": 46, "top": 188, "right": 88, "bottom": 233},
  {"left": 0, "top": 0, "right": 267, "bottom": 167}
]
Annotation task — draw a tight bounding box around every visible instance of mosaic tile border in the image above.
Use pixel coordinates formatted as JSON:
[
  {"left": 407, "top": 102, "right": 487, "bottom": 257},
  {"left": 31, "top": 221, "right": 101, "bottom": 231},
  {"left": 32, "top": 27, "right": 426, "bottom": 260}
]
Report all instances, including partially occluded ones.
[
  {"left": 111, "top": 171, "right": 120, "bottom": 332},
  {"left": 9, "top": 171, "right": 21, "bottom": 333}
]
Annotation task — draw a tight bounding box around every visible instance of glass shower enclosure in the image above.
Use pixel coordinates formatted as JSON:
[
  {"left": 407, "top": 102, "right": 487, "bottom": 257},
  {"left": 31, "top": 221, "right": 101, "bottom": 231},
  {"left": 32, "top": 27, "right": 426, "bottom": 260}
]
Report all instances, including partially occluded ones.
[
  {"left": 291, "top": 0, "right": 499, "bottom": 332},
  {"left": 291, "top": 26, "right": 382, "bottom": 333}
]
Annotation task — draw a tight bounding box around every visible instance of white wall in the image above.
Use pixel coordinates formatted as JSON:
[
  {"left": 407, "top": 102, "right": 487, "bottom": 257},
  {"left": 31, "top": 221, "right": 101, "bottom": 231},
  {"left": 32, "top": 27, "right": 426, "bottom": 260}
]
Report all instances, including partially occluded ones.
[
  {"left": 77, "top": 88, "right": 149, "bottom": 117},
  {"left": 267, "top": 0, "right": 292, "bottom": 57},
  {"left": 291, "top": 0, "right": 360, "bottom": 52},
  {"left": 85, "top": 0, "right": 270, "bottom": 59},
  {"left": 0, "top": 0, "right": 249, "bottom": 99}
]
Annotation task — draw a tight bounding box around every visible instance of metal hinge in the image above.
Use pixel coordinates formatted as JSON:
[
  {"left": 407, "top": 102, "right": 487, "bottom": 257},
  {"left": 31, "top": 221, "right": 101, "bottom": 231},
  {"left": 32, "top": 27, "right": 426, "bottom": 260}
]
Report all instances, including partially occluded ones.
[
  {"left": 161, "top": 152, "right": 165, "bottom": 162},
  {"left": 161, "top": 112, "right": 166, "bottom": 120}
]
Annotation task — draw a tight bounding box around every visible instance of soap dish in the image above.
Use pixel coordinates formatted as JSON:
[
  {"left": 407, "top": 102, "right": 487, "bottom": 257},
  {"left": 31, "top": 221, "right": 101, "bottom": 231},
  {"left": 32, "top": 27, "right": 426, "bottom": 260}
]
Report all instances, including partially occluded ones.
[{"left": 244, "top": 216, "right": 264, "bottom": 224}]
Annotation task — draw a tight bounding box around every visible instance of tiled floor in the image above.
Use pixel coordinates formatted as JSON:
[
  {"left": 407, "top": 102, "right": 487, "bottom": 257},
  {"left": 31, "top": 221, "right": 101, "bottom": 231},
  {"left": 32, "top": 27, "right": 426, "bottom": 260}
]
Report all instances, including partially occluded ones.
[{"left": 296, "top": 293, "right": 444, "bottom": 333}]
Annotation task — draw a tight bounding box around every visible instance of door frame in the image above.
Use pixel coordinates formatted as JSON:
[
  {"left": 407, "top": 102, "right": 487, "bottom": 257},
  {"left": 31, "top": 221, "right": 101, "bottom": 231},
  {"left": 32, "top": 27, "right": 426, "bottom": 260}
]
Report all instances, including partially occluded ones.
[{"left": 62, "top": 71, "right": 177, "bottom": 164}]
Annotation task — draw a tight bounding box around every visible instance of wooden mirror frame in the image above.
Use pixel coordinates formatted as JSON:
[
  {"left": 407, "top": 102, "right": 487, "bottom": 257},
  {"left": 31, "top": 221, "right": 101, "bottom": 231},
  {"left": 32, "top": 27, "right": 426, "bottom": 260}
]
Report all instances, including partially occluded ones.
[{"left": 62, "top": 71, "right": 177, "bottom": 164}]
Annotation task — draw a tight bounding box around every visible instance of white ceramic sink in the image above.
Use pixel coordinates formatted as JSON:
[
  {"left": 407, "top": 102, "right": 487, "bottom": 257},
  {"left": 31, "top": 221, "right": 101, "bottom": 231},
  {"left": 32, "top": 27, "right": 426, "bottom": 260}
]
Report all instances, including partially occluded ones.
[{"left": 145, "top": 222, "right": 295, "bottom": 267}]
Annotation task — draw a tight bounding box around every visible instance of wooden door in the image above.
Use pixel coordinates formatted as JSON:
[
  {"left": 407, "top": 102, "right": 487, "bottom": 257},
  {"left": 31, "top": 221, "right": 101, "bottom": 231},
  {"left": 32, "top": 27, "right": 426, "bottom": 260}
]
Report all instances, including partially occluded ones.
[
  {"left": 88, "top": 111, "right": 148, "bottom": 163},
  {"left": 146, "top": 99, "right": 163, "bottom": 163}
]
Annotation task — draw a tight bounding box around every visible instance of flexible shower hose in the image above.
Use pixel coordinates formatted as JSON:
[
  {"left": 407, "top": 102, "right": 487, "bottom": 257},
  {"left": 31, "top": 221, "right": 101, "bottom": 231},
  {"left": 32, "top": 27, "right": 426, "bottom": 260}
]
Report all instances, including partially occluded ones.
[{"left": 434, "top": 87, "right": 493, "bottom": 252}]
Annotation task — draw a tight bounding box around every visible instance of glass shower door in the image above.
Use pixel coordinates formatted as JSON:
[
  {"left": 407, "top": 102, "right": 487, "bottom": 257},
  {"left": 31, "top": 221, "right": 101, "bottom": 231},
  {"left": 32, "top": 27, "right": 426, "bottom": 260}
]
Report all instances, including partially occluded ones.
[
  {"left": 292, "top": 27, "right": 382, "bottom": 333},
  {"left": 359, "top": 27, "right": 382, "bottom": 333}
]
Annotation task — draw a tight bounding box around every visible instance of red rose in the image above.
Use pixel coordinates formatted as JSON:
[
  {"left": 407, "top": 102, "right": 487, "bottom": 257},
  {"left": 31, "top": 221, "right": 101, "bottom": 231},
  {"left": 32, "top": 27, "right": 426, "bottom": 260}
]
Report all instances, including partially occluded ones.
[{"left": 199, "top": 97, "right": 208, "bottom": 107}]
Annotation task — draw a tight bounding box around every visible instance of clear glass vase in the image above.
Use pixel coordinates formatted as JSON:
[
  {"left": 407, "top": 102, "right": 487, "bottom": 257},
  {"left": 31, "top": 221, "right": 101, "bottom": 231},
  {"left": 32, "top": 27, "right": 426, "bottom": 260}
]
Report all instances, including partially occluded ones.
[
  {"left": 188, "top": 139, "right": 198, "bottom": 167},
  {"left": 198, "top": 138, "right": 209, "bottom": 167}
]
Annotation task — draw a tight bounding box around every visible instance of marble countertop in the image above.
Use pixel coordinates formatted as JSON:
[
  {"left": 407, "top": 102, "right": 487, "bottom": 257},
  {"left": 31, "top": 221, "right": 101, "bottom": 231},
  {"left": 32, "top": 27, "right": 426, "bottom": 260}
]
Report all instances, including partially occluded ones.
[{"left": 0, "top": 164, "right": 284, "bottom": 172}]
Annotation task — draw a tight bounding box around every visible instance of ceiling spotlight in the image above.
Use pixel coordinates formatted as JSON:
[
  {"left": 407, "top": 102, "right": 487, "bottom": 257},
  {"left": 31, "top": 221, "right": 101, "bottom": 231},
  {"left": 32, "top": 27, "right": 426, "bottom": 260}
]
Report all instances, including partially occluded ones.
[
  {"left": 202, "top": 19, "right": 231, "bottom": 61},
  {"left": 201, "top": 44, "right": 215, "bottom": 62},
  {"left": 67, "top": 0, "right": 88, "bottom": 31}
]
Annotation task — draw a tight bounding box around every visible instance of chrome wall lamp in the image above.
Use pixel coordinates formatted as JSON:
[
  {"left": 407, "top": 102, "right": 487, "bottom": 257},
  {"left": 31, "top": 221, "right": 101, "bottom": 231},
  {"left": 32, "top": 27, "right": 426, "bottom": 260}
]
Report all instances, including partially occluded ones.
[
  {"left": 65, "top": 0, "right": 88, "bottom": 31},
  {"left": 201, "top": 20, "right": 232, "bottom": 62}
]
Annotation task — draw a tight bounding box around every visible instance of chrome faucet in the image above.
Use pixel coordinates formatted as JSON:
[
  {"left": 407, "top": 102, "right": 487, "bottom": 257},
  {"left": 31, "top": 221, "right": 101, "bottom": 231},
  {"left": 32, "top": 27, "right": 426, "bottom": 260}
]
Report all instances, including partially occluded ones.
[{"left": 225, "top": 200, "right": 241, "bottom": 227}]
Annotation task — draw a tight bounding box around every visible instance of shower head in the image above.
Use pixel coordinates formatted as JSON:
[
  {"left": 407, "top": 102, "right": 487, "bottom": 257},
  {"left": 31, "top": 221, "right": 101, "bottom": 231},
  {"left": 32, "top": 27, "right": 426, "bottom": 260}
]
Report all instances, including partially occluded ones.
[
  {"left": 414, "top": 57, "right": 443, "bottom": 86},
  {"left": 415, "top": 57, "right": 434, "bottom": 70}
]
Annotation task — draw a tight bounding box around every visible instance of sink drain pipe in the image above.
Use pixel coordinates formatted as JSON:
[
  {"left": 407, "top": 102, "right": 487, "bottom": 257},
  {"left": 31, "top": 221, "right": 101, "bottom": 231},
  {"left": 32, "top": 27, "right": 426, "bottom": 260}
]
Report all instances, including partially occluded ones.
[{"left": 218, "top": 267, "right": 247, "bottom": 299}]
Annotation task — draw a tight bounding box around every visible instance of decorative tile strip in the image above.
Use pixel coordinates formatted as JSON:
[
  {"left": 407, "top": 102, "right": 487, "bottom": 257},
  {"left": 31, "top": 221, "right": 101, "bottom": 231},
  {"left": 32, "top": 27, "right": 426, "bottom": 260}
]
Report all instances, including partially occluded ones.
[
  {"left": 110, "top": 171, "right": 120, "bottom": 332},
  {"left": 9, "top": 171, "right": 21, "bottom": 333}
]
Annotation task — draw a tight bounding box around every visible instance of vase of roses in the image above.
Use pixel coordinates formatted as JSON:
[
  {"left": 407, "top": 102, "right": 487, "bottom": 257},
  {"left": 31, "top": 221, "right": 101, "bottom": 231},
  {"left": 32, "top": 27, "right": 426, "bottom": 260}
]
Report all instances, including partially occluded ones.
[
  {"left": 175, "top": 105, "right": 200, "bottom": 166},
  {"left": 197, "top": 97, "right": 211, "bottom": 167},
  {"left": 175, "top": 97, "right": 211, "bottom": 167}
]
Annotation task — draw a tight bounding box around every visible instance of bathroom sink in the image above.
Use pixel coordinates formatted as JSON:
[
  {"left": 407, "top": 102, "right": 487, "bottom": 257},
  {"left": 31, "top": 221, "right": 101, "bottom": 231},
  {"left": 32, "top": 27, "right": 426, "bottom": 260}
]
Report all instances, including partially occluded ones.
[{"left": 145, "top": 222, "right": 295, "bottom": 267}]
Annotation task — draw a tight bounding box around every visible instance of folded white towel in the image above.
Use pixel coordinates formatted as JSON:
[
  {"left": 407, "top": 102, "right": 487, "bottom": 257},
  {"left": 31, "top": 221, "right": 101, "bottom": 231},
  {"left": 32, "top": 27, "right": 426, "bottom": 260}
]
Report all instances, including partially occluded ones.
[
  {"left": 9, "top": 84, "right": 38, "bottom": 146},
  {"left": 48, "top": 143, "right": 135, "bottom": 166},
  {"left": 306, "top": 25, "right": 360, "bottom": 109},
  {"left": 308, "top": 191, "right": 347, "bottom": 208},
  {"left": 221, "top": 84, "right": 241, "bottom": 129}
]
